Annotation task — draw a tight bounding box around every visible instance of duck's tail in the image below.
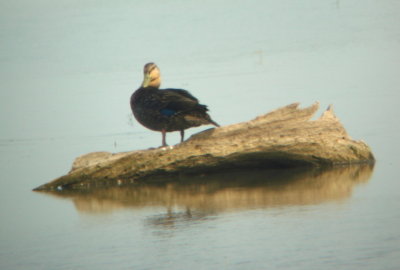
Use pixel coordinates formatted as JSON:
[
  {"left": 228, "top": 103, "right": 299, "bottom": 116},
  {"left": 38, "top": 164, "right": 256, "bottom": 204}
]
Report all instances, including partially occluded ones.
[{"left": 209, "top": 119, "right": 220, "bottom": 127}]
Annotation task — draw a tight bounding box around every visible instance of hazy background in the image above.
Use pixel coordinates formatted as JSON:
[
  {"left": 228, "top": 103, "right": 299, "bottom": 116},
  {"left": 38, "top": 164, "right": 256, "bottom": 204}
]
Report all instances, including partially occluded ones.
[
  {"left": 2, "top": 0, "right": 399, "bottom": 147},
  {"left": 1, "top": 0, "right": 399, "bottom": 269}
]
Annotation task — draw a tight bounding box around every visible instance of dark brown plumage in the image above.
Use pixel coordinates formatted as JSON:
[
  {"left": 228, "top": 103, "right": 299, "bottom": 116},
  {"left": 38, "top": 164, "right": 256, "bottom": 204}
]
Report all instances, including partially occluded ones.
[{"left": 130, "top": 63, "right": 219, "bottom": 146}]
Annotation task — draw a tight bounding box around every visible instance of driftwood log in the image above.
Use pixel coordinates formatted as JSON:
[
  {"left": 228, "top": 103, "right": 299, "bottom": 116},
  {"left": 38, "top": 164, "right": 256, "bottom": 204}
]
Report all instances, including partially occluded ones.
[
  {"left": 42, "top": 164, "right": 374, "bottom": 214},
  {"left": 34, "top": 102, "right": 374, "bottom": 191}
]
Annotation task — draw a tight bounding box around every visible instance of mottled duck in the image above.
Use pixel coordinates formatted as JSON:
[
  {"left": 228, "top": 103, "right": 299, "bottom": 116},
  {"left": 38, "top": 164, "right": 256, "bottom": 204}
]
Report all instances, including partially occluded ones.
[{"left": 130, "top": 63, "right": 219, "bottom": 147}]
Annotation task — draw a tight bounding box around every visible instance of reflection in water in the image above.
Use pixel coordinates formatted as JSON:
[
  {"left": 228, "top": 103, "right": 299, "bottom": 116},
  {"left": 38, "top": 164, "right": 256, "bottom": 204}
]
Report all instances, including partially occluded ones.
[{"left": 44, "top": 164, "right": 374, "bottom": 226}]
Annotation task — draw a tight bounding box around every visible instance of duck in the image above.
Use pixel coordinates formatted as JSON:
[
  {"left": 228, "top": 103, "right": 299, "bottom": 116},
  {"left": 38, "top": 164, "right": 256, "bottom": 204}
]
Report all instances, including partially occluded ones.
[{"left": 130, "top": 63, "right": 219, "bottom": 147}]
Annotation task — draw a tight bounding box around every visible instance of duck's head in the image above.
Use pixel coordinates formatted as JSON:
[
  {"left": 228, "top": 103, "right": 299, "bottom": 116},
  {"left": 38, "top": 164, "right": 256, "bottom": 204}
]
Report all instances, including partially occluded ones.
[{"left": 142, "top": 62, "right": 161, "bottom": 88}]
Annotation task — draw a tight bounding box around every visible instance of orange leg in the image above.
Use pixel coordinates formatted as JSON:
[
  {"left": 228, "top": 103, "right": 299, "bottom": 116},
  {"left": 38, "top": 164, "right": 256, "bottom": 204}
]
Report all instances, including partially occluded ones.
[{"left": 162, "top": 129, "right": 167, "bottom": 147}]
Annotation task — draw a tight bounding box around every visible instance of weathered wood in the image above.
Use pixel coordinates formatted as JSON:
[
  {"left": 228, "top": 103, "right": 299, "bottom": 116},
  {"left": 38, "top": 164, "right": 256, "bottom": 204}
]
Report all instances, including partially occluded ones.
[
  {"left": 34, "top": 103, "right": 374, "bottom": 191},
  {"left": 40, "top": 164, "right": 374, "bottom": 213}
]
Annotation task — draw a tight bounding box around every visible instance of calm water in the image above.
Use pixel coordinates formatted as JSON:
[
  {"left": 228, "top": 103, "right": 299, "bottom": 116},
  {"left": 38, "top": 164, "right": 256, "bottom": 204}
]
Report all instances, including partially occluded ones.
[{"left": 1, "top": 1, "right": 400, "bottom": 269}]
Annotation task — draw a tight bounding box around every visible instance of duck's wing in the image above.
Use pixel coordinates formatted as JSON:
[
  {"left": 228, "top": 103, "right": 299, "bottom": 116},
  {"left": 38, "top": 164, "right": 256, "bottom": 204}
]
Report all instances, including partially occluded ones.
[
  {"left": 162, "top": 88, "right": 199, "bottom": 102},
  {"left": 159, "top": 88, "right": 207, "bottom": 115}
]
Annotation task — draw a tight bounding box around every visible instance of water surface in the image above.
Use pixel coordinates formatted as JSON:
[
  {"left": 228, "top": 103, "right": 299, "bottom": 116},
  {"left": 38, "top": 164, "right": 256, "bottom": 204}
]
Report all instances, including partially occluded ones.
[{"left": 1, "top": 1, "right": 399, "bottom": 269}]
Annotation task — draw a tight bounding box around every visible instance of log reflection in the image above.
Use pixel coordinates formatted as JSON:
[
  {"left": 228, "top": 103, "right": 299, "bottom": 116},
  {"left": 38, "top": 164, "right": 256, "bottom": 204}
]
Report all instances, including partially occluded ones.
[{"left": 45, "top": 164, "right": 374, "bottom": 218}]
